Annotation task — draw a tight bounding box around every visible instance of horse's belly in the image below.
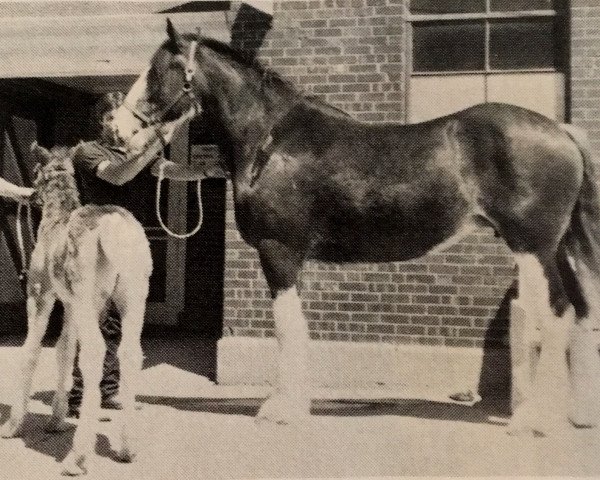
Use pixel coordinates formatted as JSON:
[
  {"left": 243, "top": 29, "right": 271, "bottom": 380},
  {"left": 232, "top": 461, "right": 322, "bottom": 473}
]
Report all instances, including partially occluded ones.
[{"left": 310, "top": 210, "right": 476, "bottom": 263}]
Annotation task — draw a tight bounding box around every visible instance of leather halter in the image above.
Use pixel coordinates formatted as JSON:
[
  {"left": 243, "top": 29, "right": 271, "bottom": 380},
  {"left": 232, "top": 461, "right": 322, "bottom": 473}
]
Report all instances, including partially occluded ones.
[{"left": 122, "top": 40, "right": 202, "bottom": 146}]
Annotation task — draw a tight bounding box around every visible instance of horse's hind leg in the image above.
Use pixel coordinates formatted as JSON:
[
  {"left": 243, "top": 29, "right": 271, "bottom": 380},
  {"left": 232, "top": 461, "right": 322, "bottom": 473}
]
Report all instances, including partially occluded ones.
[
  {"left": 508, "top": 253, "right": 572, "bottom": 436},
  {"left": 565, "top": 261, "right": 600, "bottom": 427},
  {"left": 1, "top": 291, "right": 55, "bottom": 438},
  {"left": 46, "top": 305, "right": 77, "bottom": 433},
  {"left": 112, "top": 275, "right": 148, "bottom": 462},
  {"left": 61, "top": 303, "right": 104, "bottom": 476},
  {"left": 255, "top": 240, "right": 310, "bottom": 425}
]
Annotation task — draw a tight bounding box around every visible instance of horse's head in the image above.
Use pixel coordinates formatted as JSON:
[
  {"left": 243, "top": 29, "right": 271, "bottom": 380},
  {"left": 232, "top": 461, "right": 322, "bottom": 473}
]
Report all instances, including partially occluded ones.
[
  {"left": 111, "top": 19, "right": 202, "bottom": 157},
  {"left": 30, "top": 142, "right": 77, "bottom": 206}
]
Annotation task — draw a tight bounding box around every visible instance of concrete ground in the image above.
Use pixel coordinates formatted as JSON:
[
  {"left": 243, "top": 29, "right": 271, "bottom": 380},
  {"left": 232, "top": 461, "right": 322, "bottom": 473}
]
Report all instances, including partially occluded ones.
[{"left": 0, "top": 334, "right": 599, "bottom": 479}]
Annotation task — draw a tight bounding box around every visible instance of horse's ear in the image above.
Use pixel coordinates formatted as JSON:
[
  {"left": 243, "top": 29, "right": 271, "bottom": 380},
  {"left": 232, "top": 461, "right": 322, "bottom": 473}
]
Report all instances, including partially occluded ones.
[
  {"left": 166, "top": 18, "right": 183, "bottom": 54},
  {"left": 30, "top": 141, "right": 51, "bottom": 164}
]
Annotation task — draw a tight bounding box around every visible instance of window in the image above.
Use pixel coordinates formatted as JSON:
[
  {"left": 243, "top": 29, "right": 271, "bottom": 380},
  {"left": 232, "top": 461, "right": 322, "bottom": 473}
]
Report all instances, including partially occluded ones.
[
  {"left": 408, "top": 0, "right": 567, "bottom": 122},
  {"left": 411, "top": 0, "right": 566, "bottom": 74}
]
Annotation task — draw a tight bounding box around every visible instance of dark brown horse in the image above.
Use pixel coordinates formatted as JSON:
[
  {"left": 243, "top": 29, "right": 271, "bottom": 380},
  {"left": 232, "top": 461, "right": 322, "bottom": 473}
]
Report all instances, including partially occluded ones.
[{"left": 111, "top": 20, "right": 600, "bottom": 435}]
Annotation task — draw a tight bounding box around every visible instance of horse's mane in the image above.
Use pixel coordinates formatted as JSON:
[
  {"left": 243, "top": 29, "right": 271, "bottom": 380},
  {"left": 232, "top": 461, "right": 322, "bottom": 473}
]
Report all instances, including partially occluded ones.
[{"left": 162, "top": 35, "right": 353, "bottom": 119}]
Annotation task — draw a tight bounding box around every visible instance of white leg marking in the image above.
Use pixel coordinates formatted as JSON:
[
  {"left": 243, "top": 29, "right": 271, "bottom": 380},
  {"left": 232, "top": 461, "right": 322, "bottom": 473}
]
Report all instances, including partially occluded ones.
[
  {"left": 569, "top": 317, "right": 600, "bottom": 427},
  {"left": 508, "top": 254, "right": 571, "bottom": 436},
  {"left": 568, "top": 259, "right": 600, "bottom": 427},
  {"left": 257, "top": 286, "right": 310, "bottom": 425}
]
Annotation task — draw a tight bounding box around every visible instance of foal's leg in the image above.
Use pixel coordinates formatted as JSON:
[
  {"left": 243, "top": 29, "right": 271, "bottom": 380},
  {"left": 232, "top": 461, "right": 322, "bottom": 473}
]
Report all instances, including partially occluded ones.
[
  {"left": 112, "top": 276, "right": 147, "bottom": 462},
  {"left": 61, "top": 303, "right": 104, "bottom": 476},
  {"left": 508, "top": 254, "right": 571, "bottom": 436},
  {"left": 1, "top": 292, "right": 55, "bottom": 438},
  {"left": 256, "top": 241, "right": 310, "bottom": 425},
  {"left": 46, "top": 305, "right": 77, "bottom": 433}
]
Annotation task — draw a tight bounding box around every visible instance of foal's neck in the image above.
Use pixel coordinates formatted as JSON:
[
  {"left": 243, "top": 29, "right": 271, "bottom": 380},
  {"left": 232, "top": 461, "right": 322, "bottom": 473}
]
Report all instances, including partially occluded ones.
[{"left": 39, "top": 177, "right": 81, "bottom": 230}]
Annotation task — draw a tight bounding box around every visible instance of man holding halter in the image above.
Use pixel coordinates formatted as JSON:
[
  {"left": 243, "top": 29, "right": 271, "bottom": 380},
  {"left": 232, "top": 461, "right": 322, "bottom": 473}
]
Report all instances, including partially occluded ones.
[
  {"left": 3, "top": 90, "right": 210, "bottom": 416},
  {"left": 69, "top": 91, "right": 210, "bottom": 415}
]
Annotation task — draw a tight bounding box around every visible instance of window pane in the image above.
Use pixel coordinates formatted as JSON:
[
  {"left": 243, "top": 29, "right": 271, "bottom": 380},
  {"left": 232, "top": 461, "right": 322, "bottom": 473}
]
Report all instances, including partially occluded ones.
[
  {"left": 409, "top": 75, "right": 486, "bottom": 123},
  {"left": 490, "top": 0, "right": 558, "bottom": 11},
  {"left": 410, "top": 0, "right": 485, "bottom": 14},
  {"left": 413, "top": 21, "right": 485, "bottom": 72},
  {"left": 489, "top": 18, "right": 560, "bottom": 70}
]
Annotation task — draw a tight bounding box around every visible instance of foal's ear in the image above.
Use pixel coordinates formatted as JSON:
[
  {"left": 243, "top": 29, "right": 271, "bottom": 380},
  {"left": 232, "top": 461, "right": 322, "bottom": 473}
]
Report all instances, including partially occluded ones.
[
  {"left": 166, "top": 18, "right": 183, "bottom": 54},
  {"left": 30, "top": 141, "right": 51, "bottom": 164}
]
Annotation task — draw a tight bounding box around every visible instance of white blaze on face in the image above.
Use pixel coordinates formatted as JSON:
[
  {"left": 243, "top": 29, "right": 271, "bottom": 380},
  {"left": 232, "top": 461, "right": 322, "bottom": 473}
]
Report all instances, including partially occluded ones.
[{"left": 111, "top": 68, "right": 150, "bottom": 143}]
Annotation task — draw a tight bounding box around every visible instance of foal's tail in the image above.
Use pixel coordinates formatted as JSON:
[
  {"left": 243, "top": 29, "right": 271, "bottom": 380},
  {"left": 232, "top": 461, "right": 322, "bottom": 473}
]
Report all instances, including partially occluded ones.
[{"left": 562, "top": 124, "right": 600, "bottom": 317}]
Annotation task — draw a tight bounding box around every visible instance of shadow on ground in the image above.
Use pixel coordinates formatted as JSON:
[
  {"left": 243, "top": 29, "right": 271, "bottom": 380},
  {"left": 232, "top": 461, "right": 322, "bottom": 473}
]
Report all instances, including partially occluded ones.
[
  {"left": 137, "top": 395, "right": 510, "bottom": 425},
  {"left": 0, "top": 403, "right": 122, "bottom": 464}
]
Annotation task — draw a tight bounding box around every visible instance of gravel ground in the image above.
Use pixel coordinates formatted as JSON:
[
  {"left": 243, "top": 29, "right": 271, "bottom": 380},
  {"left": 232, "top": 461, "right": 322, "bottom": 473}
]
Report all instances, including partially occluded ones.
[{"left": 0, "top": 340, "right": 599, "bottom": 479}]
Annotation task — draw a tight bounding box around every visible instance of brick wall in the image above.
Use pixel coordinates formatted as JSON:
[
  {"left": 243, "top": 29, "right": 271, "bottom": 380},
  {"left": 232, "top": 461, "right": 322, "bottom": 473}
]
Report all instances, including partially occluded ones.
[
  {"left": 571, "top": 0, "right": 600, "bottom": 152},
  {"left": 221, "top": 0, "right": 540, "bottom": 348}
]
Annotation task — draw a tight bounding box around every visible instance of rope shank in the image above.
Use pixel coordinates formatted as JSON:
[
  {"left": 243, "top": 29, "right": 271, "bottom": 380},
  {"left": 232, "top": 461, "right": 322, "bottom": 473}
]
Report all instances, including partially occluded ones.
[{"left": 156, "top": 161, "right": 204, "bottom": 239}]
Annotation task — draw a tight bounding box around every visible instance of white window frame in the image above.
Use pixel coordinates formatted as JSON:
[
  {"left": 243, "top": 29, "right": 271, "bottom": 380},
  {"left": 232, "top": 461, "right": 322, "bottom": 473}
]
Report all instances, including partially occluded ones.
[{"left": 405, "top": 0, "right": 567, "bottom": 122}]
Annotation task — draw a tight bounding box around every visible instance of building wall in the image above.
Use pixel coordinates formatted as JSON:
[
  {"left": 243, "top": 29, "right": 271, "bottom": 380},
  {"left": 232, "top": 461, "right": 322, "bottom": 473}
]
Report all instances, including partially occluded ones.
[
  {"left": 221, "top": 0, "right": 594, "bottom": 348},
  {"left": 571, "top": 0, "right": 600, "bottom": 151}
]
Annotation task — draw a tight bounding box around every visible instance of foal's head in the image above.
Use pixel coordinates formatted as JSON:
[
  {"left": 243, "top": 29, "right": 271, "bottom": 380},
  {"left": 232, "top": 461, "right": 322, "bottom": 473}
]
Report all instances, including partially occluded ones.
[{"left": 30, "top": 143, "right": 79, "bottom": 209}]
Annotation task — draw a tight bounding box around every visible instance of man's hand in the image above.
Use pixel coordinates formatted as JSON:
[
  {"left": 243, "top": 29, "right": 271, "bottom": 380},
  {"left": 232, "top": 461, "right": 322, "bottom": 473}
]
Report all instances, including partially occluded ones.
[
  {"left": 12, "top": 187, "right": 35, "bottom": 204},
  {"left": 151, "top": 158, "right": 227, "bottom": 181}
]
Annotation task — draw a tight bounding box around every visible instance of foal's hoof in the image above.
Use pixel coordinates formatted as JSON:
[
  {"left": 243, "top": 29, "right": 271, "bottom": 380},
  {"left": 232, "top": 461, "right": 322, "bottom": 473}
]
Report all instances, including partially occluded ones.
[
  {"left": 1, "top": 418, "right": 24, "bottom": 438},
  {"left": 506, "top": 405, "right": 545, "bottom": 437},
  {"left": 256, "top": 394, "right": 310, "bottom": 426},
  {"left": 60, "top": 451, "right": 87, "bottom": 476}
]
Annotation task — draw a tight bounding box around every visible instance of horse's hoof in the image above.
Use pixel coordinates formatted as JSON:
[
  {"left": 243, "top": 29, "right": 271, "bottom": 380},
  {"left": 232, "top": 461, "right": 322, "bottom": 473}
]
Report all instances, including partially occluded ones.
[
  {"left": 61, "top": 451, "right": 87, "bottom": 476},
  {"left": 45, "top": 418, "right": 73, "bottom": 434},
  {"left": 569, "top": 409, "right": 598, "bottom": 429},
  {"left": 569, "top": 395, "right": 599, "bottom": 428},
  {"left": 256, "top": 394, "right": 310, "bottom": 426},
  {"left": 1, "top": 418, "right": 23, "bottom": 438}
]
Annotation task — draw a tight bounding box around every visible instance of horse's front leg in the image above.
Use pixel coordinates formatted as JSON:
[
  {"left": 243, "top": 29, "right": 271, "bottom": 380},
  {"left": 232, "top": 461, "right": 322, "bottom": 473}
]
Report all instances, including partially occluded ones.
[
  {"left": 46, "top": 304, "right": 77, "bottom": 433},
  {"left": 1, "top": 290, "right": 55, "bottom": 438},
  {"left": 255, "top": 241, "right": 310, "bottom": 425}
]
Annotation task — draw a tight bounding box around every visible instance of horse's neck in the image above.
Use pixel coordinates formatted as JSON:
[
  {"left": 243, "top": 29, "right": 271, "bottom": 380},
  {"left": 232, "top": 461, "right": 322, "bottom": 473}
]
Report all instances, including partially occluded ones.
[{"left": 207, "top": 65, "right": 297, "bottom": 147}]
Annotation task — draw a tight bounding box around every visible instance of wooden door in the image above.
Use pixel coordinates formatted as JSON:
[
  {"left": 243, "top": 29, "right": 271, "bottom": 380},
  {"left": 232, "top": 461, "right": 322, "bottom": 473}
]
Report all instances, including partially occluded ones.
[
  {"left": 0, "top": 91, "right": 188, "bottom": 330},
  {"left": 0, "top": 103, "right": 42, "bottom": 332}
]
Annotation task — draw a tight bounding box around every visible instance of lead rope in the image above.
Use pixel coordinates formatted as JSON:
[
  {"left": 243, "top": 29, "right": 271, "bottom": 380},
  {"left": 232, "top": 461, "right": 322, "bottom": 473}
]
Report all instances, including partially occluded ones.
[
  {"left": 156, "top": 161, "right": 203, "bottom": 239},
  {"left": 16, "top": 202, "right": 35, "bottom": 281}
]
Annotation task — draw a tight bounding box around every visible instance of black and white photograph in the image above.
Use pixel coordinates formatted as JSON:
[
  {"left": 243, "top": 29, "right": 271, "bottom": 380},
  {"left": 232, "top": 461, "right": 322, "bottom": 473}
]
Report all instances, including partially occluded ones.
[{"left": 0, "top": 0, "right": 598, "bottom": 477}]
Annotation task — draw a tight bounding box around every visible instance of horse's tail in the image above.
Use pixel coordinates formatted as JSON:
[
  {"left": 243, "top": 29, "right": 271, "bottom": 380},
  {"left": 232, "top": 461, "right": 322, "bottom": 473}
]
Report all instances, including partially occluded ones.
[{"left": 561, "top": 124, "right": 600, "bottom": 317}]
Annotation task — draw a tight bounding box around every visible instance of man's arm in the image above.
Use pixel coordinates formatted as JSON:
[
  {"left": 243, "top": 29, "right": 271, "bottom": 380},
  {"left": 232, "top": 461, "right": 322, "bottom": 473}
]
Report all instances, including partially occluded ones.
[
  {"left": 0, "top": 178, "right": 34, "bottom": 202},
  {"left": 97, "top": 119, "right": 190, "bottom": 185},
  {"left": 96, "top": 147, "right": 161, "bottom": 186}
]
